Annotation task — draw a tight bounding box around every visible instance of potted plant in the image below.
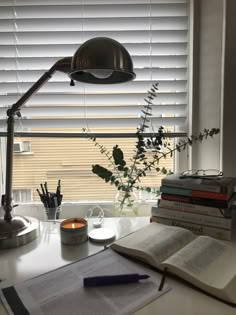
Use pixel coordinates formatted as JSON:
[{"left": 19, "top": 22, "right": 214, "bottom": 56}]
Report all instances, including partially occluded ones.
[{"left": 84, "top": 83, "right": 220, "bottom": 215}]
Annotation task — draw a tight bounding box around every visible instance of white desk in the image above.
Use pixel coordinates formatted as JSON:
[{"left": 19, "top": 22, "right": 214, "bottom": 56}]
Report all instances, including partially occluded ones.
[{"left": 0, "top": 217, "right": 236, "bottom": 315}]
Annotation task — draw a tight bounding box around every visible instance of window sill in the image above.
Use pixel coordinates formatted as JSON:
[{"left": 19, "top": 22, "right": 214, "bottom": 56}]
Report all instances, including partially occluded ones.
[
  {"left": 14, "top": 152, "right": 34, "bottom": 156},
  {"left": 1, "top": 200, "right": 156, "bottom": 220}
]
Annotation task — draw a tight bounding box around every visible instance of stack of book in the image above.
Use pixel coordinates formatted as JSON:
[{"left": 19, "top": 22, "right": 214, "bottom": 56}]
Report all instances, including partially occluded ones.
[{"left": 151, "top": 173, "right": 236, "bottom": 240}]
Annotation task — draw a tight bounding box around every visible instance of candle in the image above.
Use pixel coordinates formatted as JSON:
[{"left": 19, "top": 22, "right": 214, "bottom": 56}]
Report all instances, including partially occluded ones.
[
  {"left": 60, "top": 218, "right": 88, "bottom": 245},
  {"left": 63, "top": 222, "right": 85, "bottom": 229}
]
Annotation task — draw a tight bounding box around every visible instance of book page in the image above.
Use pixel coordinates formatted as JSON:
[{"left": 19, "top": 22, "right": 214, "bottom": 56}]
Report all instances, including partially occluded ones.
[
  {"left": 0, "top": 249, "right": 169, "bottom": 315},
  {"left": 111, "top": 223, "right": 196, "bottom": 268},
  {"left": 162, "top": 236, "right": 236, "bottom": 303}
]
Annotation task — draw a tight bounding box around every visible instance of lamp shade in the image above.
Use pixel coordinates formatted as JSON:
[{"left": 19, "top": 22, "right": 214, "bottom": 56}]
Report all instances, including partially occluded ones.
[{"left": 70, "top": 37, "right": 135, "bottom": 84}]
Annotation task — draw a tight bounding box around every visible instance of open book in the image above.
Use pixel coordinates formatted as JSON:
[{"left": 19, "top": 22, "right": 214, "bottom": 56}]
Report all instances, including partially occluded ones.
[{"left": 111, "top": 222, "right": 236, "bottom": 305}]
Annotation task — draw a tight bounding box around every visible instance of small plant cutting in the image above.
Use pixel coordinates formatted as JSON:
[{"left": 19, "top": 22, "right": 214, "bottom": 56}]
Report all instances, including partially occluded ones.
[{"left": 85, "top": 83, "right": 220, "bottom": 213}]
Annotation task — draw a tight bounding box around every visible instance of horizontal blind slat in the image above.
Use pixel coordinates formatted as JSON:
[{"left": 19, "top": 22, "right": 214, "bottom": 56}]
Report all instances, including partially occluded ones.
[
  {"left": 0, "top": 43, "right": 188, "bottom": 57},
  {"left": 0, "top": 4, "right": 188, "bottom": 19},
  {"left": 0, "top": 104, "right": 187, "bottom": 117},
  {"left": 0, "top": 117, "right": 187, "bottom": 129},
  {"left": 0, "top": 92, "right": 187, "bottom": 106},
  {"left": 0, "top": 68, "right": 187, "bottom": 82},
  {"left": 1, "top": 1, "right": 188, "bottom": 6},
  {"left": 0, "top": 55, "right": 188, "bottom": 70},
  {"left": 0, "top": 80, "right": 187, "bottom": 94},
  {"left": 0, "top": 17, "right": 188, "bottom": 32},
  {"left": 0, "top": 30, "right": 188, "bottom": 45}
]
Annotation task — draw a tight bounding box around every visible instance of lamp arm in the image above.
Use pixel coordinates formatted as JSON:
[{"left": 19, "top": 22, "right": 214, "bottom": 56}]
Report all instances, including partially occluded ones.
[
  {"left": 11, "top": 69, "right": 55, "bottom": 115},
  {"left": 2, "top": 57, "right": 72, "bottom": 222}
]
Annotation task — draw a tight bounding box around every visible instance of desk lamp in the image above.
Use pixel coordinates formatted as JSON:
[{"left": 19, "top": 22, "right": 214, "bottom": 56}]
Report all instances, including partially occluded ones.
[{"left": 0, "top": 37, "right": 135, "bottom": 249}]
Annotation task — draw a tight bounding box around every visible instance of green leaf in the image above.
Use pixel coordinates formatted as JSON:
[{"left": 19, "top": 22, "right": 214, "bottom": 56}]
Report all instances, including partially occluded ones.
[
  {"left": 162, "top": 167, "right": 168, "bottom": 174},
  {"left": 141, "top": 110, "right": 152, "bottom": 116},
  {"left": 92, "top": 165, "right": 113, "bottom": 183},
  {"left": 112, "top": 145, "right": 126, "bottom": 167}
]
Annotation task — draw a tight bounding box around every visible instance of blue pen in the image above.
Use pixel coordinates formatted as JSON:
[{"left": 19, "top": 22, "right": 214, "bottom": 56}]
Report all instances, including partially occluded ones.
[{"left": 83, "top": 273, "right": 149, "bottom": 287}]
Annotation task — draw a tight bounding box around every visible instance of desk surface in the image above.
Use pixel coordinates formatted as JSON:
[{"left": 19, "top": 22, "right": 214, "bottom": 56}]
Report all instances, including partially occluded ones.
[{"left": 0, "top": 217, "right": 236, "bottom": 315}]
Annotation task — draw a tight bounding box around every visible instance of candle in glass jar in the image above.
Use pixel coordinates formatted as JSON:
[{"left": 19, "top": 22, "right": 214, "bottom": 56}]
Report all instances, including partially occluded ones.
[{"left": 60, "top": 218, "right": 88, "bottom": 245}]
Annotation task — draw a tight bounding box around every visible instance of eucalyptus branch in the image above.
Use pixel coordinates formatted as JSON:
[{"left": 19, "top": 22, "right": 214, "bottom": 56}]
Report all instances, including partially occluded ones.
[
  {"left": 131, "top": 128, "right": 220, "bottom": 186},
  {"left": 82, "top": 129, "right": 126, "bottom": 187},
  {"left": 83, "top": 84, "right": 220, "bottom": 210},
  {"left": 129, "top": 83, "right": 159, "bottom": 179}
]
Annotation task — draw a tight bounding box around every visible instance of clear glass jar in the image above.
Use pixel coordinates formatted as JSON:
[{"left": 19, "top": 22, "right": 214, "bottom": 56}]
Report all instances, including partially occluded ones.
[{"left": 114, "top": 190, "right": 138, "bottom": 217}]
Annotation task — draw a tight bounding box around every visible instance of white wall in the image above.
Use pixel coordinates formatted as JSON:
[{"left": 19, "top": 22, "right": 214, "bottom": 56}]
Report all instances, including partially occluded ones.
[
  {"left": 221, "top": 0, "right": 236, "bottom": 176},
  {"left": 191, "top": 0, "right": 236, "bottom": 175},
  {"left": 191, "top": 0, "right": 223, "bottom": 170}
]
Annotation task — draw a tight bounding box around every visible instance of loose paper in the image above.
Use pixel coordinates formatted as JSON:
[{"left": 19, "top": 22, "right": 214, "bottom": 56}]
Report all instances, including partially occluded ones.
[{"left": 1, "top": 248, "right": 169, "bottom": 315}]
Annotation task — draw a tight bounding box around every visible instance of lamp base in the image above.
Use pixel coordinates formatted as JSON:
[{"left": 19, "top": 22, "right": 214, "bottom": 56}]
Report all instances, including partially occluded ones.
[{"left": 0, "top": 216, "right": 39, "bottom": 249}]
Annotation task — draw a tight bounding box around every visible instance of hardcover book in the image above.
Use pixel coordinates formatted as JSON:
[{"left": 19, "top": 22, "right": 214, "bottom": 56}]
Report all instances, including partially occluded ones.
[
  {"left": 151, "top": 206, "right": 232, "bottom": 229},
  {"left": 160, "top": 186, "right": 232, "bottom": 201},
  {"left": 161, "top": 174, "right": 236, "bottom": 193},
  {"left": 158, "top": 199, "right": 232, "bottom": 218},
  {"left": 111, "top": 222, "right": 236, "bottom": 304},
  {"left": 161, "top": 193, "right": 235, "bottom": 208},
  {"left": 150, "top": 216, "right": 233, "bottom": 240}
]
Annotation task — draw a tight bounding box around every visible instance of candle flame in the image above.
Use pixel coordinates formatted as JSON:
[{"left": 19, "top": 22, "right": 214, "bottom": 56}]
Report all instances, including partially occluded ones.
[{"left": 72, "top": 223, "right": 75, "bottom": 229}]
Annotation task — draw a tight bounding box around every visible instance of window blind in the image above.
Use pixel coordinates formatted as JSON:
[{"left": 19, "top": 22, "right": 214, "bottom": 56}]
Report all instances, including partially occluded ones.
[{"left": 0, "top": 0, "right": 189, "bottom": 134}]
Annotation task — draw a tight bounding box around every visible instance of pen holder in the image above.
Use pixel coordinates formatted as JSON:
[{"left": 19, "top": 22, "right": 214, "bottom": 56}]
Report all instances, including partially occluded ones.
[{"left": 45, "top": 206, "right": 61, "bottom": 221}]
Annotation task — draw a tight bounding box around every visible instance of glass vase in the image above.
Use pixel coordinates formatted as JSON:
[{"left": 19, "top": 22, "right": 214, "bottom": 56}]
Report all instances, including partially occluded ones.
[{"left": 114, "top": 191, "right": 138, "bottom": 217}]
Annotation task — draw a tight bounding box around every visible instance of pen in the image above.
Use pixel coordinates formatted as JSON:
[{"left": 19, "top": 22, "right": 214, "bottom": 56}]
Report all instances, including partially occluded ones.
[
  {"left": 158, "top": 267, "right": 167, "bottom": 291},
  {"left": 83, "top": 273, "right": 150, "bottom": 287},
  {"left": 40, "top": 183, "right": 46, "bottom": 198},
  {"left": 53, "top": 196, "right": 58, "bottom": 208},
  {"left": 56, "top": 179, "right": 61, "bottom": 196},
  {"left": 56, "top": 179, "right": 62, "bottom": 206},
  {"left": 44, "top": 182, "right": 50, "bottom": 206}
]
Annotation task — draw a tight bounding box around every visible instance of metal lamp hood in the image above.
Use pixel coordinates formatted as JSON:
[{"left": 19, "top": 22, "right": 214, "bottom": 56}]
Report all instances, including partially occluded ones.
[{"left": 70, "top": 37, "right": 135, "bottom": 84}]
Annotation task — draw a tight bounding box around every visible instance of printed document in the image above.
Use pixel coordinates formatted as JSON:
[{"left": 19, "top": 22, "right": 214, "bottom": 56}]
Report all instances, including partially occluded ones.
[{"left": 0, "top": 248, "right": 169, "bottom": 315}]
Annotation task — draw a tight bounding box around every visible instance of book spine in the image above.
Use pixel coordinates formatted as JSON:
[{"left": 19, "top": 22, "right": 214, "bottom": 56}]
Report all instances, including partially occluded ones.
[
  {"left": 160, "top": 186, "right": 228, "bottom": 201},
  {"left": 191, "top": 190, "right": 228, "bottom": 200},
  {"left": 161, "top": 193, "right": 229, "bottom": 208},
  {"left": 151, "top": 207, "right": 232, "bottom": 229},
  {"left": 158, "top": 199, "right": 232, "bottom": 218},
  {"left": 160, "top": 186, "right": 192, "bottom": 196},
  {"left": 161, "top": 178, "right": 222, "bottom": 193},
  {"left": 150, "top": 216, "right": 232, "bottom": 240}
]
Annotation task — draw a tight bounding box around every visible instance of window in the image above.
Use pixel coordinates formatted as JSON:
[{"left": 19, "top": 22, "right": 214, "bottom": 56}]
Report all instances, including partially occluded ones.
[
  {"left": 13, "top": 189, "right": 32, "bottom": 203},
  {"left": 0, "top": 0, "right": 190, "bottom": 204}
]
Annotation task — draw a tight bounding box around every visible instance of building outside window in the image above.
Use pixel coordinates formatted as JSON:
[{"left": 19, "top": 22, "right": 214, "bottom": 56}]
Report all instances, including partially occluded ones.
[{"left": 0, "top": 0, "right": 190, "bottom": 209}]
